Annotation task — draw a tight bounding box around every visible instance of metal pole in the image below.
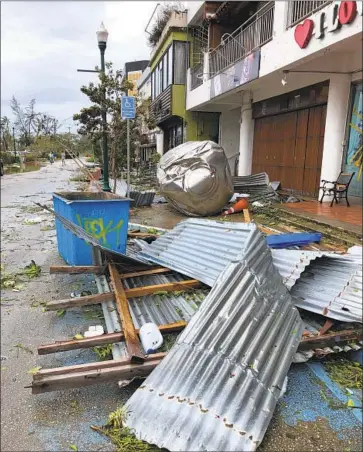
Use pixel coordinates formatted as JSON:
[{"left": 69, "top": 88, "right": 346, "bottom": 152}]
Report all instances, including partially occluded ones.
[
  {"left": 12, "top": 127, "right": 16, "bottom": 157},
  {"left": 99, "top": 41, "right": 111, "bottom": 192},
  {"left": 127, "top": 119, "right": 130, "bottom": 198}
]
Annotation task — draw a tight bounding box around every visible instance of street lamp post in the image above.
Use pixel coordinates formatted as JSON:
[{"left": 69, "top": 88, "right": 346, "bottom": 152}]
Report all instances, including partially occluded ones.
[{"left": 96, "top": 22, "right": 111, "bottom": 192}]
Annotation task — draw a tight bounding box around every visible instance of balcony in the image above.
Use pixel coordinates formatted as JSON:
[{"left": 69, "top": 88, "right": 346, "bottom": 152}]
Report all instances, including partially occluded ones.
[
  {"left": 286, "top": 1, "right": 331, "bottom": 28},
  {"left": 150, "top": 11, "right": 188, "bottom": 61},
  {"left": 150, "top": 85, "right": 172, "bottom": 125},
  {"left": 209, "top": 1, "right": 274, "bottom": 76}
]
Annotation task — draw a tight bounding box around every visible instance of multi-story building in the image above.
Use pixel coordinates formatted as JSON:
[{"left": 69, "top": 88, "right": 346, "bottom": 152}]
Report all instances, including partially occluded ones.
[
  {"left": 136, "top": 66, "right": 158, "bottom": 163},
  {"left": 122, "top": 60, "right": 149, "bottom": 96},
  {"left": 147, "top": 8, "right": 220, "bottom": 155},
  {"left": 186, "top": 1, "right": 362, "bottom": 199}
]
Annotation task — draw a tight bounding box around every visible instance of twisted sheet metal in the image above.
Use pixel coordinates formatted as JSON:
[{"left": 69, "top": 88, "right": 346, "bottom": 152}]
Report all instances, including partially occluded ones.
[
  {"left": 126, "top": 227, "right": 303, "bottom": 452},
  {"left": 138, "top": 219, "right": 258, "bottom": 286},
  {"left": 270, "top": 249, "right": 325, "bottom": 290},
  {"left": 137, "top": 220, "right": 326, "bottom": 288},
  {"left": 291, "top": 254, "right": 363, "bottom": 323},
  {"left": 232, "top": 172, "right": 279, "bottom": 203},
  {"left": 129, "top": 190, "right": 156, "bottom": 207}
]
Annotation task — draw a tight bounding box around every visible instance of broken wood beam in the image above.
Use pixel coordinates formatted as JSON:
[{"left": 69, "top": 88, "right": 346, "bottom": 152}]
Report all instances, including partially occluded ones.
[
  {"left": 243, "top": 208, "right": 252, "bottom": 223},
  {"left": 108, "top": 264, "right": 145, "bottom": 363},
  {"left": 30, "top": 354, "right": 165, "bottom": 394},
  {"left": 298, "top": 328, "right": 363, "bottom": 351},
  {"left": 37, "top": 321, "right": 187, "bottom": 355},
  {"left": 124, "top": 280, "right": 200, "bottom": 298},
  {"left": 119, "top": 267, "right": 171, "bottom": 279},
  {"left": 49, "top": 265, "right": 104, "bottom": 275},
  {"left": 46, "top": 292, "right": 115, "bottom": 311}
]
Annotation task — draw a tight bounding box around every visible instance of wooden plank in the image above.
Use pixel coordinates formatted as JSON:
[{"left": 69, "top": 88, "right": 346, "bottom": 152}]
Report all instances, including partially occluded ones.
[
  {"left": 108, "top": 264, "right": 145, "bottom": 363},
  {"left": 298, "top": 328, "right": 363, "bottom": 351},
  {"left": 119, "top": 267, "right": 171, "bottom": 279},
  {"left": 46, "top": 292, "right": 115, "bottom": 311},
  {"left": 49, "top": 265, "right": 103, "bottom": 275},
  {"left": 124, "top": 280, "right": 200, "bottom": 299},
  {"left": 34, "top": 352, "right": 166, "bottom": 378},
  {"left": 31, "top": 356, "right": 164, "bottom": 394},
  {"left": 37, "top": 321, "right": 187, "bottom": 355},
  {"left": 243, "top": 209, "right": 252, "bottom": 223},
  {"left": 128, "top": 232, "right": 158, "bottom": 238}
]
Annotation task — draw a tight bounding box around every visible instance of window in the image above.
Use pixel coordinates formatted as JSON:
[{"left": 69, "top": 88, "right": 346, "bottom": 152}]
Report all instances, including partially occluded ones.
[
  {"left": 168, "top": 45, "right": 173, "bottom": 85},
  {"left": 151, "top": 44, "right": 175, "bottom": 100},
  {"left": 163, "top": 53, "right": 168, "bottom": 91},
  {"left": 174, "top": 41, "right": 188, "bottom": 85}
]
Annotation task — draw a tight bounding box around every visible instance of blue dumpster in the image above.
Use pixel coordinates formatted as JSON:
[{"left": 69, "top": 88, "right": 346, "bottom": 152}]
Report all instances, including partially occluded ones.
[{"left": 53, "top": 192, "right": 130, "bottom": 265}]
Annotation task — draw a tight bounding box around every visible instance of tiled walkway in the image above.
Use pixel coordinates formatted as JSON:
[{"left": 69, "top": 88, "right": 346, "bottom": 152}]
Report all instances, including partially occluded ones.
[{"left": 277, "top": 197, "right": 362, "bottom": 235}]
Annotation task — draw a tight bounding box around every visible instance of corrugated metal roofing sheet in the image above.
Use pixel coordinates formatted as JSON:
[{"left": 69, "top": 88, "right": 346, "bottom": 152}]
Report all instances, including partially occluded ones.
[
  {"left": 129, "top": 190, "right": 156, "bottom": 207},
  {"left": 137, "top": 220, "right": 326, "bottom": 288},
  {"left": 138, "top": 219, "right": 260, "bottom": 286},
  {"left": 270, "top": 249, "right": 325, "bottom": 290},
  {"left": 126, "top": 227, "right": 303, "bottom": 451},
  {"left": 123, "top": 272, "right": 208, "bottom": 328},
  {"left": 138, "top": 222, "right": 361, "bottom": 324},
  {"left": 291, "top": 254, "right": 362, "bottom": 323},
  {"left": 232, "top": 172, "right": 279, "bottom": 203}
]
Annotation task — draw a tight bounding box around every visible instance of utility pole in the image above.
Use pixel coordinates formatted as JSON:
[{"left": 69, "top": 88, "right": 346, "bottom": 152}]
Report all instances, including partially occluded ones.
[{"left": 12, "top": 127, "right": 16, "bottom": 157}]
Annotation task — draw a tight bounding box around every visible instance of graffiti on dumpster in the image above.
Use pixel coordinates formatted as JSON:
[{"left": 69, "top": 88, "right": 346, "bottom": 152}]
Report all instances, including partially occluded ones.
[{"left": 75, "top": 214, "right": 124, "bottom": 248}]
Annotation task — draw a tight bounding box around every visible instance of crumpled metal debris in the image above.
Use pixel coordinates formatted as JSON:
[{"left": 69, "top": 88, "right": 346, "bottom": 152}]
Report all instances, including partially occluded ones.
[{"left": 157, "top": 141, "right": 234, "bottom": 216}]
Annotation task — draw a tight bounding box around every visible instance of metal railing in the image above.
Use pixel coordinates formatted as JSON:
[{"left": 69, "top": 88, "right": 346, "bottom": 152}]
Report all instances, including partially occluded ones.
[
  {"left": 286, "top": 1, "right": 331, "bottom": 28},
  {"left": 190, "top": 63, "right": 204, "bottom": 90},
  {"left": 209, "top": 2, "right": 274, "bottom": 76}
]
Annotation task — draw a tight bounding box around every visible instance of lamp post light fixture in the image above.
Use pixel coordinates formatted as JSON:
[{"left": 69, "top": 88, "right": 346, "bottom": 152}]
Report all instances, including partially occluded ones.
[{"left": 96, "top": 22, "right": 111, "bottom": 192}]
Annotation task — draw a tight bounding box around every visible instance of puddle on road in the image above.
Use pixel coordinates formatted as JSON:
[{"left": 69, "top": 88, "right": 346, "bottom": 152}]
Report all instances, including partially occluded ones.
[{"left": 4, "top": 162, "right": 44, "bottom": 174}]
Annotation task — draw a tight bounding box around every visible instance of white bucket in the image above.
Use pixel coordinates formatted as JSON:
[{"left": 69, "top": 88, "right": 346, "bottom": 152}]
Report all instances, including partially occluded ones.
[{"left": 139, "top": 322, "right": 163, "bottom": 354}]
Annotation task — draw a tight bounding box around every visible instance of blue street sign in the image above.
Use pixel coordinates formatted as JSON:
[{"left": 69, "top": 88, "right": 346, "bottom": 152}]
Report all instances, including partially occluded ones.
[{"left": 121, "top": 96, "right": 136, "bottom": 119}]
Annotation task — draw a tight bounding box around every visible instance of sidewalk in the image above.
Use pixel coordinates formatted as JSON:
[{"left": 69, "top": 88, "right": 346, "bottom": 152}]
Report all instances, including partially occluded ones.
[{"left": 274, "top": 197, "right": 362, "bottom": 236}]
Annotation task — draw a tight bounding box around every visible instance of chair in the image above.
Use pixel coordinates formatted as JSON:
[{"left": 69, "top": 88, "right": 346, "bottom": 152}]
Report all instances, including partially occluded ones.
[{"left": 319, "top": 172, "right": 355, "bottom": 207}]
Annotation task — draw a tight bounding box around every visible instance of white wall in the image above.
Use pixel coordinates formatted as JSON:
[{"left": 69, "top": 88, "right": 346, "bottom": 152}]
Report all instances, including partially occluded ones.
[
  {"left": 186, "top": 68, "right": 212, "bottom": 110},
  {"left": 219, "top": 108, "right": 241, "bottom": 173}
]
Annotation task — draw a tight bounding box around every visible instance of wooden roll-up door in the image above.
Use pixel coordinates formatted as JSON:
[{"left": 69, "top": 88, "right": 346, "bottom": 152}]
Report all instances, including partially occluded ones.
[{"left": 252, "top": 104, "right": 327, "bottom": 197}]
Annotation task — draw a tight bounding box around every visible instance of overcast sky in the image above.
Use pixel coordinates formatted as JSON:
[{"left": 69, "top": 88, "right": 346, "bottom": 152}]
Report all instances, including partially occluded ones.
[{"left": 1, "top": 1, "right": 160, "bottom": 132}]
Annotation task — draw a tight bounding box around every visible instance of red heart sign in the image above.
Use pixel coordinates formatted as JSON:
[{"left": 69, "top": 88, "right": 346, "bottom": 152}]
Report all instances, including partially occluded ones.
[{"left": 294, "top": 19, "right": 314, "bottom": 48}]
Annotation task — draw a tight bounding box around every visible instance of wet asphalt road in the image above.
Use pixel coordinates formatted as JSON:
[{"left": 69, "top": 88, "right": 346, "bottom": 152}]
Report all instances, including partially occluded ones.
[{"left": 0, "top": 161, "right": 129, "bottom": 452}]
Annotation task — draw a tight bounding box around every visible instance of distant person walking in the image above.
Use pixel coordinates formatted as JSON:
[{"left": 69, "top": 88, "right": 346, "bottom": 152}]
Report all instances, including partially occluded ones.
[
  {"left": 48, "top": 152, "right": 54, "bottom": 164},
  {"left": 61, "top": 152, "right": 66, "bottom": 166}
]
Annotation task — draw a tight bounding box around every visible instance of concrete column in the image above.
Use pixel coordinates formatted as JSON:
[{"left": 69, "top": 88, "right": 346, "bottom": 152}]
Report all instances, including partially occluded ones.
[
  {"left": 272, "top": 1, "right": 289, "bottom": 37},
  {"left": 238, "top": 92, "right": 254, "bottom": 176},
  {"left": 203, "top": 51, "right": 209, "bottom": 81},
  {"left": 156, "top": 128, "right": 164, "bottom": 156},
  {"left": 319, "top": 74, "right": 351, "bottom": 201}
]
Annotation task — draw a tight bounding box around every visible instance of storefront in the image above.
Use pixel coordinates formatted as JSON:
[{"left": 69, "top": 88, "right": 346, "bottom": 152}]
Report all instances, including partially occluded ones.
[
  {"left": 252, "top": 81, "right": 329, "bottom": 197},
  {"left": 343, "top": 81, "right": 363, "bottom": 198}
]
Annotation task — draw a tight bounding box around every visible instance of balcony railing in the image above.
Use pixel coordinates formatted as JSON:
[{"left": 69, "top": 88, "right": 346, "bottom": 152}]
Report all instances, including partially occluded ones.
[
  {"left": 286, "top": 1, "right": 331, "bottom": 28},
  {"left": 209, "top": 1, "right": 274, "bottom": 77},
  {"left": 190, "top": 63, "right": 204, "bottom": 90}
]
